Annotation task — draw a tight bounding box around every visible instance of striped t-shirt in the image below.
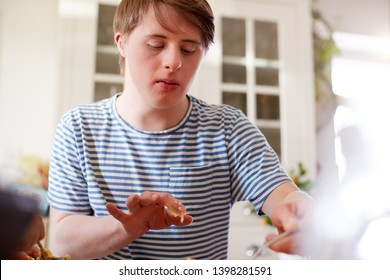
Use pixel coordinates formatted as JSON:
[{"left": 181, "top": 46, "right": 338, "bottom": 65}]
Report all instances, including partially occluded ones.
[{"left": 48, "top": 94, "right": 291, "bottom": 259}]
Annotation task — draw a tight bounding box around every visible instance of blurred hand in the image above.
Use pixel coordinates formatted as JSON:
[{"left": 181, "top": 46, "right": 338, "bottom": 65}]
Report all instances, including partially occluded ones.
[
  {"left": 10, "top": 212, "right": 45, "bottom": 259},
  {"left": 266, "top": 192, "right": 313, "bottom": 254},
  {"left": 11, "top": 244, "right": 42, "bottom": 260},
  {"left": 16, "top": 212, "right": 45, "bottom": 251},
  {"left": 106, "top": 191, "right": 193, "bottom": 238}
]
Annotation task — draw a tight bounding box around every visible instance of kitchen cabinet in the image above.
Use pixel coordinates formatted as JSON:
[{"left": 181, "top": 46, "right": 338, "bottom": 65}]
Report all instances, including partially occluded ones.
[
  {"left": 228, "top": 201, "right": 279, "bottom": 259},
  {"left": 198, "top": 0, "right": 315, "bottom": 174},
  {"left": 58, "top": 0, "right": 315, "bottom": 259},
  {"left": 201, "top": 0, "right": 315, "bottom": 259}
]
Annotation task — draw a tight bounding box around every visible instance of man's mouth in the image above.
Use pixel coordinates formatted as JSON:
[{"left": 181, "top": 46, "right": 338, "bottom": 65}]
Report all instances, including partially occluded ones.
[
  {"left": 158, "top": 79, "right": 179, "bottom": 85},
  {"left": 156, "top": 79, "right": 180, "bottom": 90}
]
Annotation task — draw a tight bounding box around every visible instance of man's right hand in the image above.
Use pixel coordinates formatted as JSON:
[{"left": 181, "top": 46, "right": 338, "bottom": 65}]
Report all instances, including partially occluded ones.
[{"left": 106, "top": 191, "right": 193, "bottom": 237}]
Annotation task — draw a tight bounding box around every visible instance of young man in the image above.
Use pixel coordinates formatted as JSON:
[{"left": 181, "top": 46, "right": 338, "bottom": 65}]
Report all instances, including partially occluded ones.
[{"left": 48, "top": 0, "right": 313, "bottom": 259}]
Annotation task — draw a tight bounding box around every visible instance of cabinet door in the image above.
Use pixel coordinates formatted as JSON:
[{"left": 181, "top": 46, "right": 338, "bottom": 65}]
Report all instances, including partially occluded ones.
[
  {"left": 193, "top": 0, "right": 316, "bottom": 177},
  {"left": 192, "top": 0, "right": 315, "bottom": 260}
]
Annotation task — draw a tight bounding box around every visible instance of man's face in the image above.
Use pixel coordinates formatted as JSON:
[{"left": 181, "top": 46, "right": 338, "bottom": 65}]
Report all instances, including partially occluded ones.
[{"left": 118, "top": 4, "right": 205, "bottom": 111}]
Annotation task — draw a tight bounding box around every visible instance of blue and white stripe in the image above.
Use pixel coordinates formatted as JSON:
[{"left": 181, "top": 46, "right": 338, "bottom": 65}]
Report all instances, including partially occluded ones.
[{"left": 48, "top": 94, "right": 291, "bottom": 259}]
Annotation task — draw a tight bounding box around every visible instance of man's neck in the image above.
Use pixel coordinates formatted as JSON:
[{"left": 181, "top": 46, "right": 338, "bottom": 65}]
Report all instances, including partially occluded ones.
[{"left": 115, "top": 93, "right": 190, "bottom": 132}]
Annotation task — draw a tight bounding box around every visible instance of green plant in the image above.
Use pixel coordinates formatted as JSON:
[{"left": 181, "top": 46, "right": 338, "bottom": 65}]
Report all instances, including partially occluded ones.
[
  {"left": 289, "top": 162, "right": 311, "bottom": 193},
  {"left": 312, "top": 3, "right": 340, "bottom": 99}
]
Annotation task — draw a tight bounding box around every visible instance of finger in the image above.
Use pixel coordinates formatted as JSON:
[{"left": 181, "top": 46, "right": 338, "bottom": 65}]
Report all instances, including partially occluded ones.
[
  {"left": 26, "top": 244, "right": 42, "bottom": 259},
  {"left": 265, "top": 231, "right": 300, "bottom": 255},
  {"left": 264, "top": 233, "right": 277, "bottom": 243},
  {"left": 165, "top": 199, "right": 186, "bottom": 222},
  {"left": 139, "top": 191, "right": 186, "bottom": 221},
  {"left": 280, "top": 215, "right": 299, "bottom": 233},
  {"left": 168, "top": 214, "right": 193, "bottom": 226},
  {"left": 271, "top": 204, "right": 300, "bottom": 232},
  {"left": 267, "top": 234, "right": 297, "bottom": 254},
  {"left": 138, "top": 191, "right": 168, "bottom": 206},
  {"left": 30, "top": 212, "right": 45, "bottom": 242},
  {"left": 125, "top": 194, "right": 141, "bottom": 213},
  {"left": 11, "top": 251, "right": 33, "bottom": 260},
  {"left": 106, "top": 202, "right": 129, "bottom": 223}
]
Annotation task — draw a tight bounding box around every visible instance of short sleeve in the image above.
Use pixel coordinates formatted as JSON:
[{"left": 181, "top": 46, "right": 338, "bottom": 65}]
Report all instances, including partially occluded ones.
[
  {"left": 227, "top": 114, "right": 291, "bottom": 214},
  {"left": 47, "top": 112, "right": 92, "bottom": 215}
]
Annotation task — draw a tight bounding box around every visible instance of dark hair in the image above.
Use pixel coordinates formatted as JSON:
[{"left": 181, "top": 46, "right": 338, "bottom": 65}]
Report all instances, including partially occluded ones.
[{"left": 113, "top": 0, "right": 215, "bottom": 73}]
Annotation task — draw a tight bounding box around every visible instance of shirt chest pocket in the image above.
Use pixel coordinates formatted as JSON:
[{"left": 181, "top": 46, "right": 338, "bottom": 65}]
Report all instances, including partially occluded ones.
[{"left": 169, "top": 164, "right": 214, "bottom": 217}]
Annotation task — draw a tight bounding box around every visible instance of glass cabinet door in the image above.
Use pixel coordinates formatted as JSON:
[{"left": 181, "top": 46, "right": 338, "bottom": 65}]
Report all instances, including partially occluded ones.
[
  {"left": 197, "top": 0, "right": 315, "bottom": 178},
  {"left": 221, "top": 17, "right": 281, "bottom": 156},
  {"left": 201, "top": 0, "right": 315, "bottom": 260}
]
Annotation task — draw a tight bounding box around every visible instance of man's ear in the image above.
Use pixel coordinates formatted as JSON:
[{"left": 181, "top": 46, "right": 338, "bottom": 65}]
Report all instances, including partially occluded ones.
[{"left": 115, "top": 32, "right": 126, "bottom": 57}]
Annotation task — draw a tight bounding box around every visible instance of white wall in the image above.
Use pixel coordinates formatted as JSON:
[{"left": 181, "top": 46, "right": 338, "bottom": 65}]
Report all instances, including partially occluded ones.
[
  {"left": 316, "top": 0, "right": 390, "bottom": 36},
  {"left": 0, "top": 0, "right": 59, "bottom": 165}
]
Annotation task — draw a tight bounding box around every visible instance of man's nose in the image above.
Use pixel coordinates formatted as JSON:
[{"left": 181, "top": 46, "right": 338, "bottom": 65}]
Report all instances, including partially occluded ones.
[{"left": 163, "top": 47, "right": 182, "bottom": 72}]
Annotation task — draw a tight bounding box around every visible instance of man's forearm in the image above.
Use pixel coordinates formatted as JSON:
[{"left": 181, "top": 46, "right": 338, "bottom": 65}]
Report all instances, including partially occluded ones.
[{"left": 49, "top": 214, "right": 139, "bottom": 259}]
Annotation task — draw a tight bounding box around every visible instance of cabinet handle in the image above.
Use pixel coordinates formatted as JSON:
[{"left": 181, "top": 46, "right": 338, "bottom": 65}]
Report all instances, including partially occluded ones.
[
  {"left": 243, "top": 205, "right": 254, "bottom": 216},
  {"left": 245, "top": 244, "right": 260, "bottom": 257}
]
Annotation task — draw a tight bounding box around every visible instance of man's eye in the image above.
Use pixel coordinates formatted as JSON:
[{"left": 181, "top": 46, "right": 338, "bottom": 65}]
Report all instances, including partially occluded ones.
[
  {"left": 181, "top": 48, "right": 196, "bottom": 55},
  {"left": 148, "top": 43, "right": 164, "bottom": 49}
]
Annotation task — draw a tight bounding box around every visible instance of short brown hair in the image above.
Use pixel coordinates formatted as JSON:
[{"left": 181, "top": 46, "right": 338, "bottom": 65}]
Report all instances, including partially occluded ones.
[{"left": 113, "top": 0, "right": 215, "bottom": 74}]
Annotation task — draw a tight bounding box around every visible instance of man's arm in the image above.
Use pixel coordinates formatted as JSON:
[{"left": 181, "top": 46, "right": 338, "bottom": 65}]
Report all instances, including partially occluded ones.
[
  {"left": 49, "top": 208, "right": 133, "bottom": 259},
  {"left": 49, "top": 191, "right": 193, "bottom": 259}
]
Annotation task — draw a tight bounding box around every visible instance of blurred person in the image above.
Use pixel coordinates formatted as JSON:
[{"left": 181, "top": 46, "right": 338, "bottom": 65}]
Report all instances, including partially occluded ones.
[
  {"left": 0, "top": 188, "right": 45, "bottom": 259},
  {"left": 48, "top": 0, "right": 313, "bottom": 259}
]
